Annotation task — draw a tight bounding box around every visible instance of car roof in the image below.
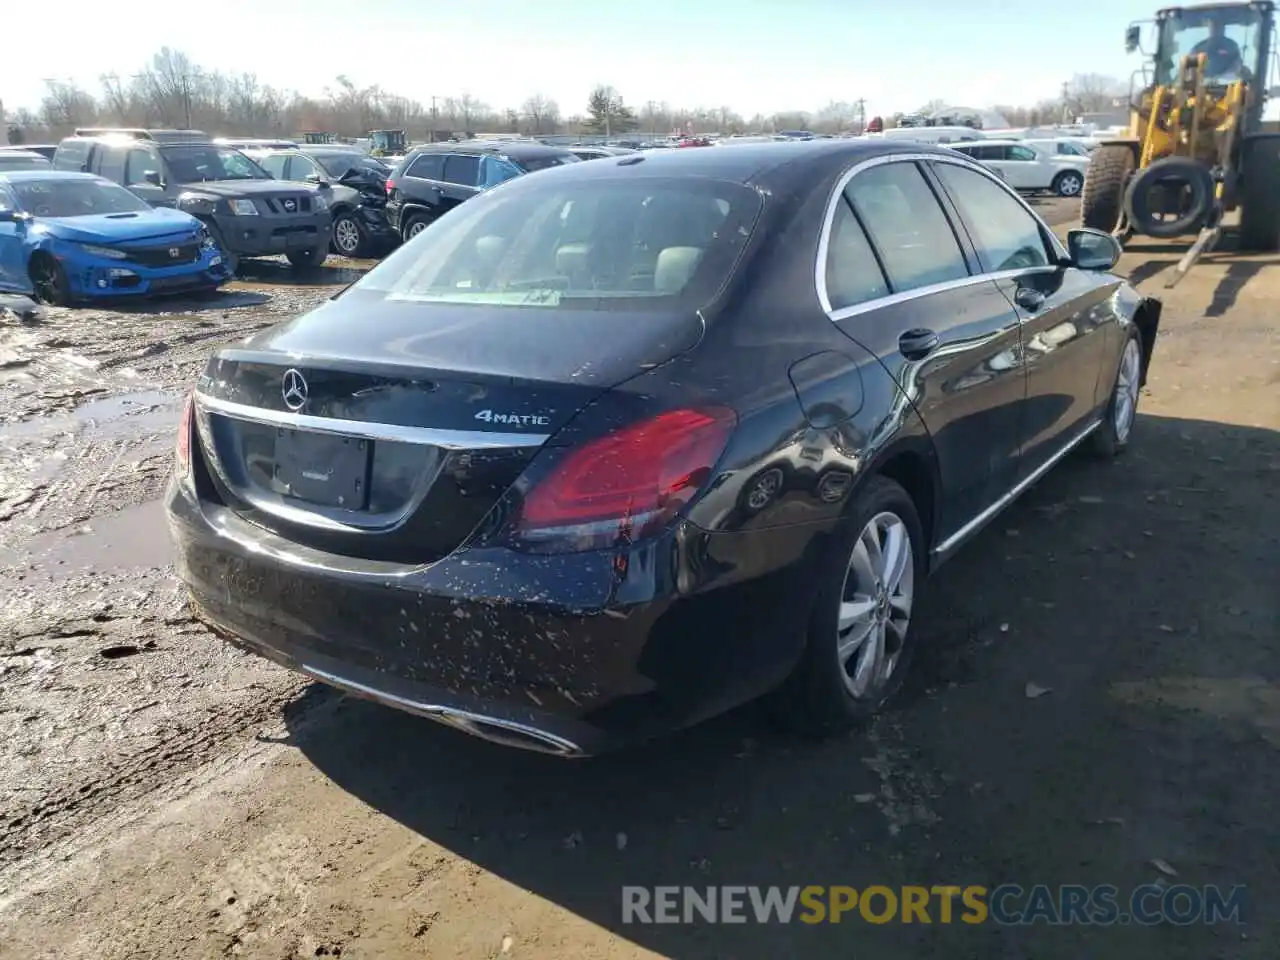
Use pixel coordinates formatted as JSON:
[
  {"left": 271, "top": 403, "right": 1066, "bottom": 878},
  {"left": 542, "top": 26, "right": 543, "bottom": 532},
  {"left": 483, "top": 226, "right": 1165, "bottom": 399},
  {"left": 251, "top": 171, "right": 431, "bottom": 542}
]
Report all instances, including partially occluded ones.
[
  {"left": 0, "top": 170, "right": 104, "bottom": 183},
  {"left": 953, "top": 139, "right": 1033, "bottom": 147},
  {"left": 504, "top": 139, "right": 977, "bottom": 190},
  {"left": 0, "top": 148, "right": 46, "bottom": 157},
  {"left": 409, "top": 140, "right": 574, "bottom": 159}
]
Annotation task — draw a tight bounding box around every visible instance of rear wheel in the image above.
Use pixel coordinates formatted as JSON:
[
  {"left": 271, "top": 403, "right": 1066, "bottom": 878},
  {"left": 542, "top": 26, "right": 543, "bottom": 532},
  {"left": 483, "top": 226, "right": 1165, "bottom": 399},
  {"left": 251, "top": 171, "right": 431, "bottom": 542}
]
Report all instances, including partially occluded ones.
[
  {"left": 1237, "top": 134, "right": 1280, "bottom": 252},
  {"left": 769, "top": 475, "right": 924, "bottom": 737},
  {"left": 287, "top": 245, "right": 328, "bottom": 269},
  {"left": 1081, "top": 144, "right": 1135, "bottom": 233},
  {"left": 1053, "top": 169, "right": 1084, "bottom": 197},
  {"left": 29, "top": 254, "right": 71, "bottom": 306},
  {"left": 403, "top": 214, "right": 431, "bottom": 242}
]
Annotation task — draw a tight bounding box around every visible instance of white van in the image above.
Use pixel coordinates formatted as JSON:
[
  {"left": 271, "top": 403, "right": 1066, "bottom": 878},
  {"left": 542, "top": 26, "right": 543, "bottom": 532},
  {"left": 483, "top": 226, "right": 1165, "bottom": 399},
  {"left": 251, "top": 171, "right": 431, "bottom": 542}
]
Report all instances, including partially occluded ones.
[{"left": 872, "top": 126, "right": 986, "bottom": 145}]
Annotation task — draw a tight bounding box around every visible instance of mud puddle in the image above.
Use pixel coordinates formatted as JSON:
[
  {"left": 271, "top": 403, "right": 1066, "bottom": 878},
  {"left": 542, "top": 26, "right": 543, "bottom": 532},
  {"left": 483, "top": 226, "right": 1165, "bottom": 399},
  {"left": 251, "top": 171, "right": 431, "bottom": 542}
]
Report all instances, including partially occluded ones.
[
  {"left": 4, "top": 499, "right": 171, "bottom": 572},
  {"left": 0, "top": 389, "right": 183, "bottom": 445}
]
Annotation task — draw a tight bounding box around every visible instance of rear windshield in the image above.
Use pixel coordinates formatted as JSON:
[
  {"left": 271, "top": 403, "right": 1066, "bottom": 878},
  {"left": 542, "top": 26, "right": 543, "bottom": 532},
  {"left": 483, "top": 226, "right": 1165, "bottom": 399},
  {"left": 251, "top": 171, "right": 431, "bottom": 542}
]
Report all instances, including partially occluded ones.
[
  {"left": 355, "top": 175, "right": 763, "bottom": 311},
  {"left": 0, "top": 154, "right": 51, "bottom": 171},
  {"left": 10, "top": 178, "right": 152, "bottom": 217}
]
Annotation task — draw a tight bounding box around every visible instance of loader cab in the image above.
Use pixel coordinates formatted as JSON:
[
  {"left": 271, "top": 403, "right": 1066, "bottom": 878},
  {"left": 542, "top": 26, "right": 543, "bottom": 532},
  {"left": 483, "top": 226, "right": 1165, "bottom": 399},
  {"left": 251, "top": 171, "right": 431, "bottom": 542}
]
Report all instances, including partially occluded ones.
[{"left": 1148, "top": 3, "right": 1272, "bottom": 88}]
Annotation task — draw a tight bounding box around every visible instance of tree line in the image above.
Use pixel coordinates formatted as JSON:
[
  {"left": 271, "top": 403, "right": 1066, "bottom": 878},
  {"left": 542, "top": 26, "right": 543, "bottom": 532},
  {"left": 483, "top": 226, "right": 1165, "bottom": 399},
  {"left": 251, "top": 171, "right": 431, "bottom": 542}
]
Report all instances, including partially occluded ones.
[{"left": 4, "top": 48, "right": 1126, "bottom": 144}]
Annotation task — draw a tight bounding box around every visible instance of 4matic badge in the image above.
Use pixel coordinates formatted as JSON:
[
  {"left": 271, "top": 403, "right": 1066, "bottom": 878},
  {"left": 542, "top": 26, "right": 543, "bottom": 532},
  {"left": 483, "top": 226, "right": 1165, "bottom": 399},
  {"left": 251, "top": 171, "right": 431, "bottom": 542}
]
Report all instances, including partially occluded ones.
[{"left": 474, "top": 409, "right": 551, "bottom": 427}]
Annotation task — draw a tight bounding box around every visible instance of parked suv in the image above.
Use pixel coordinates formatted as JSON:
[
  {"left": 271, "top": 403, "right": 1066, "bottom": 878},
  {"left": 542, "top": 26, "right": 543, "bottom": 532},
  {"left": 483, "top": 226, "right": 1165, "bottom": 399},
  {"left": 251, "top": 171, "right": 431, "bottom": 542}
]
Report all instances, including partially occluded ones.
[
  {"left": 946, "top": 140, "right": 1088, "bottom": 197},
  {"left": 53, "top": 128, "right": 332, "bottom": 271},
  {"left": 386, "top": 140, "right": 579, "bottom": 241},
  {"left": 246, "top": 146, "right": 396, "bottom": 257}
]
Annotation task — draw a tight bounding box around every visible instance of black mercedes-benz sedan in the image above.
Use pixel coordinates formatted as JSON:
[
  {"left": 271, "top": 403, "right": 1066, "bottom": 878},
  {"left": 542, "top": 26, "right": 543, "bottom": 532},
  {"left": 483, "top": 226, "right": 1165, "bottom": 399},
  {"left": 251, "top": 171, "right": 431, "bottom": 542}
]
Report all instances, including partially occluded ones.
[{"left": 167, "top": 140, "right": 1161, "bottom": 757}]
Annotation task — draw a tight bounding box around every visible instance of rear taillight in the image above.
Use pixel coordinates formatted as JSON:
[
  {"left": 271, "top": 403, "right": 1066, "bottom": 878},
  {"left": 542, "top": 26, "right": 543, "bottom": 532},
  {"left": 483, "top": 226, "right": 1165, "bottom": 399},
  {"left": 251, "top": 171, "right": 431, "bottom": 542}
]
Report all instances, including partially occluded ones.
[
  {"left": 175, "top": 392, "right": 193, "bottom": 480},
  {"left": 385, "top": 178, "right": 395, "bottom": 194},
  {"left": 514, "top": 407, "right": 736, "bottom": 549}
]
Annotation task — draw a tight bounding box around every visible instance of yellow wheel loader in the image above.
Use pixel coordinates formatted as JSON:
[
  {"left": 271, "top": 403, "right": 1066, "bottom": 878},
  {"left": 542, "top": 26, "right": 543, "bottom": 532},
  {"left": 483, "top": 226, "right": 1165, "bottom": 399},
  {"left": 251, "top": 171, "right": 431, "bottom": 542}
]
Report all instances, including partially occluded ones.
[{"left": 1082, "top": 1, "right": 1280, "bottom": 284}]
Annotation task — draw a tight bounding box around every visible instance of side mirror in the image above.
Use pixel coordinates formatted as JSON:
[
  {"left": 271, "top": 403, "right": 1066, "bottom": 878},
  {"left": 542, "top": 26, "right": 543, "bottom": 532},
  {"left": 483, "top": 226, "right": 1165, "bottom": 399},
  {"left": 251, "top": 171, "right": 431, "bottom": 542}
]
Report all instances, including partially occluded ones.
[
  {"left": 1125, "top": 24, "right": 1141, "bottom": 53},
  {"left": 144, "top": 170, "right": 163, "bottom": 187},
  {"left": 1067, "top": 228, "right": 1122, "bottom": 271},
  {"left": 0, "top": 210, "right": 30, "bottom": 225}
]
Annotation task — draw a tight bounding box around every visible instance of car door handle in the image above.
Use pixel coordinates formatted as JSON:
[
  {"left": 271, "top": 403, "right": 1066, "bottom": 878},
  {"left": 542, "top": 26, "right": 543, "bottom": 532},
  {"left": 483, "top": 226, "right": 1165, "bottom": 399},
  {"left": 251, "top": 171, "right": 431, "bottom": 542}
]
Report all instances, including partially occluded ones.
[
  {"left": 1014, "top": 287, "right": 1046, "bottom": 311},
  {"left": 899, "top": 328, "right": 939, "bottom": 360}
]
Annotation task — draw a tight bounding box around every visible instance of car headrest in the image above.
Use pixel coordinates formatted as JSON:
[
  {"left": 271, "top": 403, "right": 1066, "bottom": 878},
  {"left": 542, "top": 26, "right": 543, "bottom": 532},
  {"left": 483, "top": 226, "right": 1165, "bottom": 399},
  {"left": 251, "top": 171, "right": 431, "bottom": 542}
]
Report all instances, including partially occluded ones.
[
  {"left": 555, "top": 243, "right": 592, "bottom": 277},
  {"left": 474, "top": 235, "right": 507, "bottom": 265},
  {"left": 654, "top": 246, "right": 703, "bottom": 293}
]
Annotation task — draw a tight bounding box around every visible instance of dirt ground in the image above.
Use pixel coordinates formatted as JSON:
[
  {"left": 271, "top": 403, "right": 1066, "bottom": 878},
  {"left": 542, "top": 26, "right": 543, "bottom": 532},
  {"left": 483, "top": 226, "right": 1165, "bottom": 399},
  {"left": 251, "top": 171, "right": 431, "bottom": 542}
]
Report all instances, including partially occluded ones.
[{"left": 0, "top": 201, "right": 1277, "bottom": 960}]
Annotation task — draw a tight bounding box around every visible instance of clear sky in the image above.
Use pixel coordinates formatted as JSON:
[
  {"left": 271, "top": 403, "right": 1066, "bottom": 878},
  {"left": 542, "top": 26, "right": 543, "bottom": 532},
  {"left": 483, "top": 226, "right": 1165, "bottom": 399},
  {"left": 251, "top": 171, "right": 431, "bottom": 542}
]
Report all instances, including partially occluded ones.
[{"left": 4, "top": 0, "right": 1158, "bottom": 120}]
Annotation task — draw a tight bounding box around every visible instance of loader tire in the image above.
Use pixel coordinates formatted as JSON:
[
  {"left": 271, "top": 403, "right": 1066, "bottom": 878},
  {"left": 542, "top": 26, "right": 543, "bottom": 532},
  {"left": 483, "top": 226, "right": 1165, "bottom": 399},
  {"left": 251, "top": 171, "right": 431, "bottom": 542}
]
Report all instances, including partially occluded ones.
[
  {"left": 1238, "top": 134, "right": 1280, "bottom": 252},
  {"left": 1081, "top": 144, "right": 1134, "bottom": 233},
  {"left": 1124, "top": 157, "right": 1215, "bottom": 239}
]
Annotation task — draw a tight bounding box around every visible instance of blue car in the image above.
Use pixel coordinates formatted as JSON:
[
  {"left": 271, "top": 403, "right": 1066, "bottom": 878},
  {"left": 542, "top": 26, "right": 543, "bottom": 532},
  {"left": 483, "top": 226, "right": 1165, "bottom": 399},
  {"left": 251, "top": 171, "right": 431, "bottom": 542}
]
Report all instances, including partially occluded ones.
[{"left": 0, "top": 171, "right": 231, "bottom": 305}]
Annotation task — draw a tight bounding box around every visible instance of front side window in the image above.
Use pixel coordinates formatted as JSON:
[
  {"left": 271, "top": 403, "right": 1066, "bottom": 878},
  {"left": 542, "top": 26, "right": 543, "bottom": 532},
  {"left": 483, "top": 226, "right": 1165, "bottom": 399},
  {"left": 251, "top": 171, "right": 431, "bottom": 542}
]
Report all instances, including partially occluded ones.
[
  {"left": 933, "top": 163, "right": 1051, "bottom": 272},
  {"left": 287, "top": 155, "right": 323, "bottom": 181},
  {"left": 825, "top": 197, "right": 889, "bottom": 310},
  {"left": 124, "top": 148, "right": 161, "bottom": 186},
  {"left": 443, "top": 154, "right": 480, "bottom": 187},
  {"left": 258, "top": 154, "right": 289, "bottom": 178},
  {"left": 158, "top": 145, "right": 270, "bottom": 183},
  {"left": 352, "top": 176, "right": 761, "bottom": 311},
  {"left": 845, "top": 161, "right": 968, "bottom": 292},
  {"left": 10, "top": 178, "right": 152, "bottom": 217}
]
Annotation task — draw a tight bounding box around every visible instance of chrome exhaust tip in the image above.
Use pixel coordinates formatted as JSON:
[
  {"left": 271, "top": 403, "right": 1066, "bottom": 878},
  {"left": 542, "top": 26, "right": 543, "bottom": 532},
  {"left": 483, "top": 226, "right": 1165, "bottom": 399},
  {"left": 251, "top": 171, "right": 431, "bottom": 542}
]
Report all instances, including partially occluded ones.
[{"left": 301, "top": 664, "right": 586, "bottom": 758}]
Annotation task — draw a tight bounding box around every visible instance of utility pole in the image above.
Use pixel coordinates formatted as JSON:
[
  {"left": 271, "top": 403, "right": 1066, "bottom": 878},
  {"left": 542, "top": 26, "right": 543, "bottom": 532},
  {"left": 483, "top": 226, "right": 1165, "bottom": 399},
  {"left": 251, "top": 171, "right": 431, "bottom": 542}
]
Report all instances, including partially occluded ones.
[
  {"left": 647, "top": 99, "right": 656, "bottom": 139},
  {"left": 1061, "top": 80, "right": 1071, "bottom": 124},
  {"left": 429, "top": 95, "right": 438, "bottom": 142},
  {"left": 854, "top": 97, "right": 867, "bottom": 132}
]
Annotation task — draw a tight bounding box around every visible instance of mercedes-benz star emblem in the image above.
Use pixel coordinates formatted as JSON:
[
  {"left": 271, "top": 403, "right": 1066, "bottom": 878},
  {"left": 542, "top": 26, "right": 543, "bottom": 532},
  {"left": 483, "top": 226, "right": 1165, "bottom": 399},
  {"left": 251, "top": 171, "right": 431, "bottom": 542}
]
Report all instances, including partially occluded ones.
[{"left": 281, "top": 368, "right": 308, "bottom": 411}]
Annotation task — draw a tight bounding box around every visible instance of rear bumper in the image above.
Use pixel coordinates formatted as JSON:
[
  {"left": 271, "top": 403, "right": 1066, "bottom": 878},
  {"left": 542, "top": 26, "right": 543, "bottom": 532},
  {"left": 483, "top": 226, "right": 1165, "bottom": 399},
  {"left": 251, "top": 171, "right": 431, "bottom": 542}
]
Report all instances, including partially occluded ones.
[
  {"left": 166, "top": 478, "right": 829, "bottom": 756},
  {"left": 212, "top": 213, "right": 331, "bottom": 256}
]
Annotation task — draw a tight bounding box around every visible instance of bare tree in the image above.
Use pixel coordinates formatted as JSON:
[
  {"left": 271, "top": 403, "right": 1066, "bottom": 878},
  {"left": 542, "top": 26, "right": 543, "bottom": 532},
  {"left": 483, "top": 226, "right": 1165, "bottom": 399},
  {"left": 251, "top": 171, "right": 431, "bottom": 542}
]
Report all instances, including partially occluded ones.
[
  {"left": 521, "top": 93, "right": 559, "bottom": 135},
  {"left": 1067, "top": 73, "right": 1125, "bottom": 115},
  {"left": 40, "top": 81, "right": 96, "bottom": 130}
]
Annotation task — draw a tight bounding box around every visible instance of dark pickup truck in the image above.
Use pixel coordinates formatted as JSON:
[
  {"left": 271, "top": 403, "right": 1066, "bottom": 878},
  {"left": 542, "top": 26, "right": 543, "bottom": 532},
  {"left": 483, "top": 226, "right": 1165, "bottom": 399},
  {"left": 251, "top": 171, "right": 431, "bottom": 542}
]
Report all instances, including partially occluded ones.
[{"left": 53, "top": 129, "right": 331, "bottom": 271}]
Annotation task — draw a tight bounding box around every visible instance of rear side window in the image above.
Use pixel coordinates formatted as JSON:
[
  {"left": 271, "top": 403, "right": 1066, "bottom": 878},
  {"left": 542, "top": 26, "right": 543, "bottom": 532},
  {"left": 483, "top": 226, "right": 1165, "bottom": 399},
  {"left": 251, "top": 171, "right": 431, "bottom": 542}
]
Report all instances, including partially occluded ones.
[
  {"left": 125, "top": 147, "right": 160, "bottom": 186},
  {"left": 53, "top": 139, "right": 90, "bottom": 172},
  {"left": 933, "top": 163, "right": 1051, "bottom": 272},
  {"left": 356, "top": 176, "right": 762, "bottom": 311},
  {"left": 824, "top": 198, "right": 889, "bottom": 310},
  {"left": 97, "top": 145, "right": 126, "bottom": 182},
  {"left": 1008, "top": 145, "right": 1037, "bottom": 161},
  {"left": 845, "top": 162, "right": 968, "bottom": 292},
  {"left": 443, "top": 154, "right": 480, "bottom": 186},
  {"left": 406, "top": 153, "right": 445, "bottom": 180}
]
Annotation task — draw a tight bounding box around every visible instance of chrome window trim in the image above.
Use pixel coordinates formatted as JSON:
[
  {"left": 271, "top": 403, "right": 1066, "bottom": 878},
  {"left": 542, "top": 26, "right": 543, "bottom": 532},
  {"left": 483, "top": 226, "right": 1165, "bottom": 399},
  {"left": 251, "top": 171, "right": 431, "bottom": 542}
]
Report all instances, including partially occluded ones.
[
  {"left": 815, "top": 151, "right": 1070, "bottom": 318},
  {"left": 194, "top": 392, "right": 551, "bottom": 449}
]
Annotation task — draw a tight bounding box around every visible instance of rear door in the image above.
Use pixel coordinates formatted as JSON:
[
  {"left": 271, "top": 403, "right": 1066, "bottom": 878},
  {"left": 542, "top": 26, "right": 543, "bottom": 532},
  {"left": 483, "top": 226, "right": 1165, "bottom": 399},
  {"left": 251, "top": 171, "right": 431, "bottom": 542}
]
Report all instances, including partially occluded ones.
[
  {"left": 440, "top": 153, "right": 482, "bottom": 212},
  {"left": 827, "top": 158, "right": 1025, "bottom": 538},
  {"left": 931, "top": 159, "right": 1114, "bottom": 474},
  {"left": 1003, "top": 143, "right": 1048, "bottom": 189}
]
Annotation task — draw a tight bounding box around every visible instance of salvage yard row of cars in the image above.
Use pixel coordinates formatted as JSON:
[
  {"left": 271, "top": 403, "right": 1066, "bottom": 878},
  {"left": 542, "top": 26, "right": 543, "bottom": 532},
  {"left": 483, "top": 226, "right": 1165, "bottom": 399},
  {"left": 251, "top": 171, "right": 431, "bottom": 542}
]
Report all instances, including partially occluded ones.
[{"left": 0, "top": 126, "right": 1094, "bottom": 305}]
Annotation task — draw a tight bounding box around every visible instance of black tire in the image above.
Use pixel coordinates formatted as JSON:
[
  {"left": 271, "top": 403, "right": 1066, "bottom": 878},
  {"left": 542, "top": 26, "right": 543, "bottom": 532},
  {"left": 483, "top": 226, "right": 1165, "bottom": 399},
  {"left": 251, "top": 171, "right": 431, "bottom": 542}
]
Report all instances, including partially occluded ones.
[
  {"left": 1237, "top": 134, "right": 1280, "bottom": 252},
  {"left": 1081, "top": 144, "right": 1135, "bottom": 232},
  {"left": 768, "top": 475, "right": 926, "bottom": 737},
  {"left": 330, "top": 210, "right": 364, "bottom": 257},
  {"left": 1123, "top": 156, "right": 1215, "bottom": 239},
  {"left": 29, "top": 254, "right": 72, "bottom": 306},
  {"left": 205, "top": 223, "right": 239, "bottom": 275},
  {"left": 287, "top": 245, "right": 328, "bottom": 269},
  {"left": 1088, "top": 327, "right": 1143, "bottom": 458},
  {"left": 1052, "top": 169, "right": 1085, "bottom": 198},
  {"left": 402, "top": 214, "right": 432, "bottom": 243}
]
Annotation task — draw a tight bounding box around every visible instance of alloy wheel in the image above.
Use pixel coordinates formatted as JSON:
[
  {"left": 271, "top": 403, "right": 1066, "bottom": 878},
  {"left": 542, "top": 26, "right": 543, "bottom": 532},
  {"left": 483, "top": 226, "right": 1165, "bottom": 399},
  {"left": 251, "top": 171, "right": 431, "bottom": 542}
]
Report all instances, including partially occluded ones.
[
  {"left": 1058, "top": 172, "right": 1084, "bottom": 197},
  {"left": 333, "top": 217, "right": 361, "bottom": 255},
  {"left": 837, "top": 511, "right": 914, "bottom": 700},
  {"left": 1114, "top": 337, "right": 1142, "bottom": 442},
  {"left": 407, "top": 220, "right": 428, "bottom": 239}
]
